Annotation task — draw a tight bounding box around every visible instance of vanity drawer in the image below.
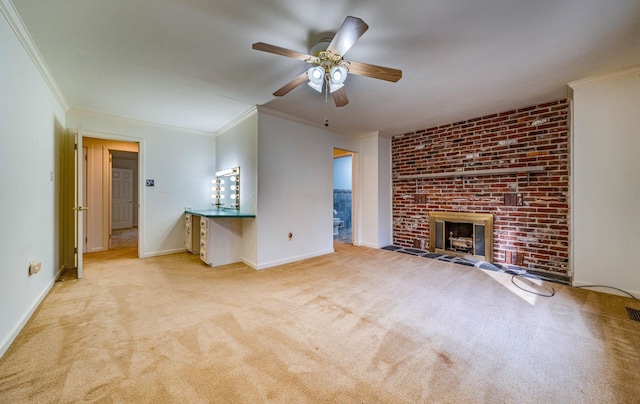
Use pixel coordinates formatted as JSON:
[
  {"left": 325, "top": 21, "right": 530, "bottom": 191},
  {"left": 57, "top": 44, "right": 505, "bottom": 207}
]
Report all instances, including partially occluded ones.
[
  {"left": 185, "top": 213, "right": 192, "bottom": 224},
  {"left": 185, "top": 224, "right": 192, "bottom": 247},
  {"left": 200, "top": 246, "right": 208, "bottom": 263},
  {"left": 200, "top": 217, "right": 208, "bottom": 229}
]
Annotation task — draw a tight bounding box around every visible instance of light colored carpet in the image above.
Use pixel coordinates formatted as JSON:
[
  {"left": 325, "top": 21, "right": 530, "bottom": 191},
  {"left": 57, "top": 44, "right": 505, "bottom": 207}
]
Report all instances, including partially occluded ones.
[{"left": 1, "top": 244, "right": 639, "bottom": 403}]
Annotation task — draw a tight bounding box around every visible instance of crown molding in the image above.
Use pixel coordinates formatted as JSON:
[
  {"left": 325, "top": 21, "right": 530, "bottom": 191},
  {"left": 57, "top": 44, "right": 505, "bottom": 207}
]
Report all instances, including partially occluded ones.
[
  {"left": 1, "top": 0, "right": 69, "bottom": 111},
  {"left": 68, "top": 108, "right": 216, "bottom": 137},
  {"left": 568, "top": 65, "right": 640, "bottom": 90},
  {"left": 213, "top": 106, "right": 258, "bottom": 138},
  {"left": 256, "top": 106, "right": 377, "bottom": 139}
]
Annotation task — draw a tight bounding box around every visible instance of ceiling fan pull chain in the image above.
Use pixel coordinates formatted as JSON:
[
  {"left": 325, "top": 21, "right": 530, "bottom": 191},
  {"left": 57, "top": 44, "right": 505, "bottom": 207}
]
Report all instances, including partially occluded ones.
[{"left": 324, "top": 77, "right": 329, "bottom": 127}]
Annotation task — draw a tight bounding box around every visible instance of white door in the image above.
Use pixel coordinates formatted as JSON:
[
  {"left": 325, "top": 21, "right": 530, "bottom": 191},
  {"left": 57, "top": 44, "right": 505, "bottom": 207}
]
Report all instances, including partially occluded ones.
[
  {"left": 83, "top": 147, "right": 88, "bottom": 253},
  {"left": 74, "top": 133, "right": 87, "bottom": 279},
  {"left": 112, "top": 168, "right": 133, "bottom": 229}
]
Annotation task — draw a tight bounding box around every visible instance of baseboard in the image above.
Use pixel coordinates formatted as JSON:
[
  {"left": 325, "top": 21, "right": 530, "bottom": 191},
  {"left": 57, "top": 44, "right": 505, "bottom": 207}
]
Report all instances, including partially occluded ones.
[
  {"left": 572, "top": 280, "right": 639, "bottom": 299},
  {"left": 0, "top": 278, "right": 56, "bottom": 359},
  {"left": 357, "top": 241, "right": 386, "bottom": 249},
  {"left": 253, "top": 249, "right": 334, "bottom": 270},
  {"left": 242, "top": 257, "right": 258, "bottom": 270},
  {"left": 55, "top": 264, "right": 66, "bottom": 280},
  {"left": 141, "top": 248, "right": 187, "bottom": 258}
]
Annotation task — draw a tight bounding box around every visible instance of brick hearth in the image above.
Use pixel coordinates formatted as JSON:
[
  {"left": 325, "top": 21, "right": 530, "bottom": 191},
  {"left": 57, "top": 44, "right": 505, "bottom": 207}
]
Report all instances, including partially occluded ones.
[{"left": 392, "top": 100, "right": 569, "bottom": 274}]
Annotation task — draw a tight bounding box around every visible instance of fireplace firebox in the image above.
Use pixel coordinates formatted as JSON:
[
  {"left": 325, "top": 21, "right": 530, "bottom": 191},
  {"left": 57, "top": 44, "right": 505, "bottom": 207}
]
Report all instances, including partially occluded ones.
[{"left": 429, "top": 211, "right": 493, "bottom": 262}]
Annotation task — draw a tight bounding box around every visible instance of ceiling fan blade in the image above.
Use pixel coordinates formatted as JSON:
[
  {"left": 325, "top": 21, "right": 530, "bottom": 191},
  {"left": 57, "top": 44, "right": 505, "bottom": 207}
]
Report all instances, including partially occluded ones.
[
  {"left": 347, "top": 61, "right": 402, "bottom": 82},
  {"left": 326, "top": 16, "right": 368, "bottom": 56},
  {"left": 332, "top": 88, "right": 349, "bottom": 107},
  {"left": 273, "top": 71, "right": 309, "bottom": 97},
  {"left": 252, "top": 42, "right": 312, "bottom": 62}
]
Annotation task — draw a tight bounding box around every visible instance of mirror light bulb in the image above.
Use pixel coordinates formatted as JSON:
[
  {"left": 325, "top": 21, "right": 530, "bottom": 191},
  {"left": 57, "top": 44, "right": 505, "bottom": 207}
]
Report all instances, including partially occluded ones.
[
  {"left": 230, "top": 176, "right": 236, "bottom": 182},
  {"left": 230, "top": 185, "right": 236, "bottom": 191},
  {"left": 231, "top": 194, "right": 236, "bottom": 199},
  {"left": 220, "top": 195, "right": 225, "bottom": 199}
]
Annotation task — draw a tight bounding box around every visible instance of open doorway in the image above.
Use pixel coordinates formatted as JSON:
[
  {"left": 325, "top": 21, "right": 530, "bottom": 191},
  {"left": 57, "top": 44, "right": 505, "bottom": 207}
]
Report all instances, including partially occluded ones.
[
  {"left": 82, "top": 137, "right": 139, "bottom": 254},
  {"left": 333, "top": 148, "right": 353, "bottom": 243},
  {"left": 110, "top": 151, "right": 139, "bottom": 250}
]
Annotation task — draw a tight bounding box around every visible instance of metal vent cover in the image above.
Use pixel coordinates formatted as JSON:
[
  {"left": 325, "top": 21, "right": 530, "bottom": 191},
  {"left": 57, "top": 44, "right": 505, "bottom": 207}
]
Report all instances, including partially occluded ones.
[{"left": 625, "top": 307, "right": 640, "bottom": 322}]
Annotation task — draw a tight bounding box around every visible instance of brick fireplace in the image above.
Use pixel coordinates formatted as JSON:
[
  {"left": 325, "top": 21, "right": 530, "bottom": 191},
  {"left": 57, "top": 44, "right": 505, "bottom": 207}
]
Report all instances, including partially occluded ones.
[
  {"left": 392, "top": 100, "right": 569, "bottom": 275},
  {"left": 429, "top": 211, "right": 494, "bottom": 262}
]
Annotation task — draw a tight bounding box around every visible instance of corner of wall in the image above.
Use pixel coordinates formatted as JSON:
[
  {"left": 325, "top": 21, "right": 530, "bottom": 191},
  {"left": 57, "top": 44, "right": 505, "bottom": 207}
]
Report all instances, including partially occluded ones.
[{"left": 0, "top": 0, "right": 69, "bottom": 111}]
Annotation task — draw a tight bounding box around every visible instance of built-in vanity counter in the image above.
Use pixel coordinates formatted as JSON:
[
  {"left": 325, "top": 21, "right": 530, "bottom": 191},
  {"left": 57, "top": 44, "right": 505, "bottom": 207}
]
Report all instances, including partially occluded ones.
[
  {"left": 185, "top": 209, "right": 255, "bottom": 267},
  {"left": 186, "top": 209, "right": 256, "bottom": 219},
  {"left": 185, "top": 166, "right": 255, "bottom": 267}
]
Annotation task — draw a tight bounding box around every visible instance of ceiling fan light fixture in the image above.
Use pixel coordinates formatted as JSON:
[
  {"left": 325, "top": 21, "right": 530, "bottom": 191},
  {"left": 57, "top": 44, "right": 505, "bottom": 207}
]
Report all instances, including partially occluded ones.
[
  {"left": 329, "top": 81, "right": 344, "bottom": 93},
  {"left": 253, "top": 16, "right": 401, "bottom": 107},
  {"left": 329, "top": 66, "right": 347, "bottom": 93},
  {"left": 307, "top": 66, "right": 325, "bottom": 93},
  {"left": 330, "top": 66, "right": 347, "bottom": 83}
]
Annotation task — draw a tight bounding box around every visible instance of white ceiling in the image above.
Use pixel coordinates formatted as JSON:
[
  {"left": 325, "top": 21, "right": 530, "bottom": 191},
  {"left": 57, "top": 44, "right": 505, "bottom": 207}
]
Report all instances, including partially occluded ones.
[{"left": 9, "top": 0, "right": 640, "bottom": 136}]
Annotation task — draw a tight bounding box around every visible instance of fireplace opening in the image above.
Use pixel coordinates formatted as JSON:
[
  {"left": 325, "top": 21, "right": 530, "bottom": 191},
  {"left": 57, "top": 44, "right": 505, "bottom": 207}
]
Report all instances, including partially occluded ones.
[
  {"left": 429, "top": 211, "right": 492, "bottom": 261},
  {"left": 446, "top": 222, "right": 473, "bottom": 253}
]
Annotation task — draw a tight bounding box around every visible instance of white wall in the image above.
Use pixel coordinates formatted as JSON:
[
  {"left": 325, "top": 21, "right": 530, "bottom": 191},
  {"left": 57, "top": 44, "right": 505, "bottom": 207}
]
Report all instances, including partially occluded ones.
[
  {"left": 570, "top": 67, "right": 640, "bottom": 298},
  {"left": 377, "top": 136, "right": 393, "bottom": 247},
  {"left": 66, "top": 110, "right": 216, "bottom": 257},
  {"left": 0, "top": 12, "right": 66, "bottom": 357},
  {"left": 215, "top": 108, "right": 258, "bottom": 214},
  {"left": 358, "top": 134, "right": 393, "bottom": 249},
  {"left": 214, "top": 108, "right": 259, "bottom": 266},
  {"left": 256, "top": 113, "right": 335, "bottom": 268},
  {"left": 253, "top": 110, "right": 392, "bottom": 269},
  {"left": 333, "top": 156, "right": 353, "bottom": 190}
]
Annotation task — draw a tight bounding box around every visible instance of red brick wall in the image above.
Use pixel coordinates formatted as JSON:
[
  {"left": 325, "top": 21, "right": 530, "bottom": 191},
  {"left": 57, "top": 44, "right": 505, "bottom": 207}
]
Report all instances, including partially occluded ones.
[{"left": 392, "top": 100, "right": 569, "bottom": 274}]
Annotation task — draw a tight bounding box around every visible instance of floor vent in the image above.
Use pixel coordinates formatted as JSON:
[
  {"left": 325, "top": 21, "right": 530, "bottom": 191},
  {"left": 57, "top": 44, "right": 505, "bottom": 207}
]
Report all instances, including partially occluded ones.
[{"left": 625, "top": 307, "right": 640, "bottom": 322}]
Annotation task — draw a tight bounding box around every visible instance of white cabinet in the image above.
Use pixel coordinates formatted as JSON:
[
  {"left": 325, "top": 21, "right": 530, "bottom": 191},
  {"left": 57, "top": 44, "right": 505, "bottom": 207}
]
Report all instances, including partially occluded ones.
[
  {"left": 199, "top": 216, "right": 208, "bottom": 262},
  {"left": 184, "top": 213, "right": 200, "bottom": 253},
  {"left": 199, "top": 217, "right": 243, "bottom": 267},
  {"left": 185, "top": 213, "right": 243, "bottom": 267},
  {"left": 185, "top": 213, "right": 192, "bottom": 251}
]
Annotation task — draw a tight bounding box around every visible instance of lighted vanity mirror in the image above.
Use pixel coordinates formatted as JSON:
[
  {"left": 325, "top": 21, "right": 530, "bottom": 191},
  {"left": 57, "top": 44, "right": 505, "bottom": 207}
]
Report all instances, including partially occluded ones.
[{"left": 214, "top": 166, "right": 240, "bottom": 209}]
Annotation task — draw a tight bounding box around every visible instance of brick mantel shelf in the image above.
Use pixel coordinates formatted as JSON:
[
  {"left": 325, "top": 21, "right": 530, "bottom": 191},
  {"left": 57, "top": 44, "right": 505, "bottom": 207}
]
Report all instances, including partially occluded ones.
[{"left": 397, "top": 165, "right": 545, "bottom": 180}]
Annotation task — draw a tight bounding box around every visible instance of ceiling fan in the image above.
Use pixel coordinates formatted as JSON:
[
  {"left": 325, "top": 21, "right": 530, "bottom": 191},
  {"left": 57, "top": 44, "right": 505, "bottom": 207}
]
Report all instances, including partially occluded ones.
[{"left": 252, "top": 16, "right": 402, "bottom": 109}]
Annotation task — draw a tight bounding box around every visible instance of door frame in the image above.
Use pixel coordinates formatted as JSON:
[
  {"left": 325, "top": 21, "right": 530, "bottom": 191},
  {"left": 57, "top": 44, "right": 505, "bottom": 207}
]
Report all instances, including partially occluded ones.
[
  {"left": 333, "top": 148, "right": 358, "bottom": 245},
  {"left": 76, "top": 129, "right": 144, "bottom": 269}
]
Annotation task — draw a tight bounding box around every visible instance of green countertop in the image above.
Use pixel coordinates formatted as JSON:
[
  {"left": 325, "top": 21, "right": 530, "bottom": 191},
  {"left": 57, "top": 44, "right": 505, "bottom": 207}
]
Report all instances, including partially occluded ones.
[{"left": 185, "top": 209, "right": 256, "bottom": 218}]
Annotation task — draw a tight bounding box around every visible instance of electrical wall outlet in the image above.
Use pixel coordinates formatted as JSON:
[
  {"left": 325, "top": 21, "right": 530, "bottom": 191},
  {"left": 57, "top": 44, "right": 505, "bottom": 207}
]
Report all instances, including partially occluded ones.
[{"left": 29, "top": 261, "right": 42, "bottom": 275}]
